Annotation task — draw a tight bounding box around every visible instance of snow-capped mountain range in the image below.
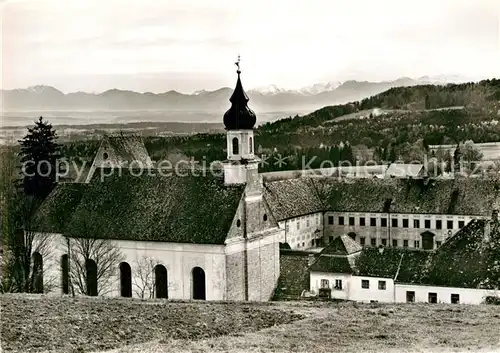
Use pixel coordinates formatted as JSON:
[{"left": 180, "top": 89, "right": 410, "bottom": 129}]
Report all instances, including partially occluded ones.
[
  {"left": 248, "top": 81, "right": 342, "bottom": 96},
  {"left": 0, "top": 75, "right": 481, "bottom": 112},
  {"left": 247, "top": 75, "right": 472, "bottom": 96}
]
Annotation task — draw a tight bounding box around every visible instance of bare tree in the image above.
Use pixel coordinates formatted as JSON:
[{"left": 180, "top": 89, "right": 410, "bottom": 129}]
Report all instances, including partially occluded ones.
[
  {"left": 68, "top": 235, "right": 124, "bottom": 296},
  {"left": 132, "top": 255, "right": 159, "bottom": 299},
  {"left": 2, "top": 192, "right": 56, "bottom": 294}
]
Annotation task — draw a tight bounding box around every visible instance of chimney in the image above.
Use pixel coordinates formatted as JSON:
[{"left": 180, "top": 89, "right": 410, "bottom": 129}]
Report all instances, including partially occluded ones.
[{"left": 307, "top": 254, "right": 315, "bottom": 266}]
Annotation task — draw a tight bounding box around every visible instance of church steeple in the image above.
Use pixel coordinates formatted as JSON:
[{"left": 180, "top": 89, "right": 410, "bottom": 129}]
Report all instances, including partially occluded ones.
[{"left": 223, "top": 56, "right": 256, "bottom": 130}]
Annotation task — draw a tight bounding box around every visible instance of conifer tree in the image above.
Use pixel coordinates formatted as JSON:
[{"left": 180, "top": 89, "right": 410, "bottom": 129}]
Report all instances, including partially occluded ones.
[{"left": 18, "top": 117, "right": 62, "bottom": 200}]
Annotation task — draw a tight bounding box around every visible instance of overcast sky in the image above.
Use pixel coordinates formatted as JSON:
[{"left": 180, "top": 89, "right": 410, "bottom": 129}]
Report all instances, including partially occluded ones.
[{"left": 1, "top": 0, "right": 500, "bottom": 93}]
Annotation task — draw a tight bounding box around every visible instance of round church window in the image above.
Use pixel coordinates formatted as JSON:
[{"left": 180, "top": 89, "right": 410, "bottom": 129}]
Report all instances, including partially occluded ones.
[{"left": 103, "top": 152, "right": 109, "bottom": 160}]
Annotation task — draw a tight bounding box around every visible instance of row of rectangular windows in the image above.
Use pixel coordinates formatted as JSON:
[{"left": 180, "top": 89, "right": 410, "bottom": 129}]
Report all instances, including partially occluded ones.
[
  {"left": 329, "top": 236, "right": 442, "bottom": 248},
  {"left": 322, "top": 281, "right": 461, "bottom": 304},
  {"left": 321, "top": 279, "right": 388, "bottom": 290},
  {"left": 327, "top": 216, "right": 465, "bottom": 230},
  {"left": 286, "top": 214, "right": 321, "bottom": 232},
  {"left": 406, "top": 291, "right": 460, "bottom": 304}
]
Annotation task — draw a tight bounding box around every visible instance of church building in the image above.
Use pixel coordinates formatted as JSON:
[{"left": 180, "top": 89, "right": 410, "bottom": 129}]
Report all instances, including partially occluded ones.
[{"left": 31, "top": 64, "right": 282, "bottom": 301}]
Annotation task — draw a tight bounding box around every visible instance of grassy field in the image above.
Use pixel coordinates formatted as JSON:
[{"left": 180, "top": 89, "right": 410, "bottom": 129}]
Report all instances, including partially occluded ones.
[{"left": 1, "top": 295, "right": 500, "bottom": 353}]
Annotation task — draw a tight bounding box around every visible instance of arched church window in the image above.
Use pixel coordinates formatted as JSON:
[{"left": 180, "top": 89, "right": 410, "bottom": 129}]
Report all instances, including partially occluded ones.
[
  {"left": 61, "top": 254, "right": 69, "bottom": 295},
  {"left": 86, "top": 259, "right": 98, "bottom": 296},
  {"left": 32, "top": 252, "right": 43, "bottom": 293},
  {"left": 119, "top": 262, "right": 132, "bottom": 298},
  {"left": 249, "top": 137, "right": 253, "bottom": 153},
  {"left": 192, "top": 267, "right": 206, "bottom": 300},
  {"left": 232, "top": 138, "right": 239, "bottom": 155},
  {"left": 236, "top": 219, "right": 241, "bottom": 227},
  {"left": 263, "top": 214, "right": 268, "bottom": 221},
  {"left": 154, "top": 264, "right": 168, "bottom": 299}
]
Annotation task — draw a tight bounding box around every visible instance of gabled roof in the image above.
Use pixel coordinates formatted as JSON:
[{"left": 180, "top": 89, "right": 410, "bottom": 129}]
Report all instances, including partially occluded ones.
[
  {"left": 385, "top": 163, "right": 424, "bottom": 178},
  {"left": 309, "top": 256, "right": 354, "bottom": 274},
  {"left": 314, "top": 178, "right": 500, "bottom": 216},
  {"left": 263, "top": 178, "right": 325, "bottom": 221},
  {"left": 33, "top": 170, "right": 245, "bottom": 244},
  {"left": 309, "top": 235, "right": 361, "bottom": 273},
  {"left": 100, "top": 135, "right": 152, "bottom": 167},
  {"left": 322, "top": 234, "right": 362, "bottom": 256}
]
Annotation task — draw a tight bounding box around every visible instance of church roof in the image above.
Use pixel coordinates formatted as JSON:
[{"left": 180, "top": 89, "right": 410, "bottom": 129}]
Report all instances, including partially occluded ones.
[
  {"left": 321, "top": 234, "right": 363, "bottom": 256},
  {"left": 33, "top": 170, "right": 245, "bottom": 244},
  {"left": 263, "top": 178, "right": 326, "bottom": 221},
  {"left": 314, "top": 177, "right": 500, "bottom": 216},
  {"left": 32, "top": 183, "right": 88, "bottom": 233},
  {"left": 223, "top": 65, "right": 256, "bottom": 130}
]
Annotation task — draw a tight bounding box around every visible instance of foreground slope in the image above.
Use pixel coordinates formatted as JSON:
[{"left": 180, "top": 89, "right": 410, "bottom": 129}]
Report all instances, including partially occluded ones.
[{"left": 1, "top": 295, "right": 499, "bottom": 353}]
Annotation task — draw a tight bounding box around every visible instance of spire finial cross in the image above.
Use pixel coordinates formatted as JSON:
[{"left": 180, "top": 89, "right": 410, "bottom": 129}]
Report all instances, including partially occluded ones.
[{"left": 235, "top": 55, "right": 241, "bottom": 74}]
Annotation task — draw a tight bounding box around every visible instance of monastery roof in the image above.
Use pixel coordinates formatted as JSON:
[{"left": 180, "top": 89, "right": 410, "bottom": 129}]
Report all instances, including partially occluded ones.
[
  {"left": 424, "top": 219, "right": 500, "bottom": 289},
  {"left": 385, "top": 163, "right": 424, "bottom": 178},
  {"left": 321, "top": 234, "right": 362, "bottom": 256},
  {"left": 263, "top": 178, "right": 325, "bottom": 221},
  {"left": 314, "top": 177, "right": 500, "bottom": 216},
  {"left": 354, "top": 247, "right": 432, "bottom": 284},
  {"left": 33, "top": 169, "right": 244, "bottom": 244}
]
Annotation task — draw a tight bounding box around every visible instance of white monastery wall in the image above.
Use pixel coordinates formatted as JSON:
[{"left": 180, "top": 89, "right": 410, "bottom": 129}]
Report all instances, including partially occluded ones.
[{"left": 278, "top": 212, "right": 323, "bottom": 249}]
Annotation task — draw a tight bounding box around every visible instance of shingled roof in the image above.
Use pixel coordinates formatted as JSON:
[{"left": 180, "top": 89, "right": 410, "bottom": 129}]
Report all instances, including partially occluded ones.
[
  {"left": 33, "top": 170, "right": 244, "bottom": 244},
  {"left": 322, "top": 234, "right": 362, "bottom": 256},
  {"left": 354, "top": 247, "right": 432, "bottom": 284},
  {"left": 314, "top": 178, "right": 500, "bottom": 216},
  {"left": 309, "top": 256, "right": 354, "bottom": 274},
  {"left": 425, "top": 219, "right": 500, "bottom": 289},
  {"left": 385, "top": 163, "right": 424, "bottom": 178},
  {"left": 263, "top": 178, "right": 325, "bottom": 221},
  {"left": 100, "top": 135, "right": 153, "bottom": 167},
  {"left": 32, "top": 183, "right": 88, "bottom": 233}
]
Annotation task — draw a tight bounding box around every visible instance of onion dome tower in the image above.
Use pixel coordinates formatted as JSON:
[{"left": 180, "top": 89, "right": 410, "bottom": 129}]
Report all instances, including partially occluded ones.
[{"left": 223, "top": 56, "right": 260, "bottom": 185}]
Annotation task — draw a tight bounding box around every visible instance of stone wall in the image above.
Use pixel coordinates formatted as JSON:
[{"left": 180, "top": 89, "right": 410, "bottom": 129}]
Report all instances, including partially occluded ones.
[
  {"left": 275, "top": 250, "right": 313, "bottom": 299},
  {"left": 246, "top": 234, "right": 280, "bottom": 301},
  {"left": 225, "top": 246, "right": 246, "bottom": 301}
]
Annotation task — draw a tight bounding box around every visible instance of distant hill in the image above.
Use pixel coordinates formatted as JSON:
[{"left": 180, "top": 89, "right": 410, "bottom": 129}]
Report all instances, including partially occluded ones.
[
  {"left": 0, "top": 76, "right": 472, "bottom": 113},
  {"left": 260, "top": 79, "right": 500, "bottom": 133}
]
